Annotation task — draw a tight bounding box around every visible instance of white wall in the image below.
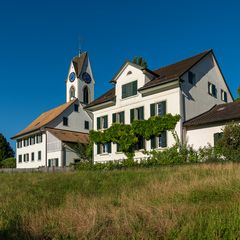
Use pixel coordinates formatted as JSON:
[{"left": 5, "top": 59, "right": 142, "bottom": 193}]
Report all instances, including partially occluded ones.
[
  {"left": 16, "top": 133, "right": 46, "bottom": 169},
  {"left": 181, "top": 53, "right": 233, "bottom": 121},
  {"left": 47, "top": 100, "right": 92, "bottom": 133},
  {"left": 186, "top": 124, "right": 224, "bottom": 149},
  {"left": 93, "top": 64, "right": 182, "bottom": 163}
]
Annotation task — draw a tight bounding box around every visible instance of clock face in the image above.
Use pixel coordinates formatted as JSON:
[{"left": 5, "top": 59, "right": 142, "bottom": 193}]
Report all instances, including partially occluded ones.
[
  {"left": 69, "top": 72, "right": 75, "bottom": 82},
  {"left": 82, "top": 72, "right": 92, "bottom": 84}
]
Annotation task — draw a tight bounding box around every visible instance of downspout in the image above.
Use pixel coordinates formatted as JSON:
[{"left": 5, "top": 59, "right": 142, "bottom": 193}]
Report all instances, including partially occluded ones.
[{"left": 179, "top": 80, "right": 184, "bottom": 145}]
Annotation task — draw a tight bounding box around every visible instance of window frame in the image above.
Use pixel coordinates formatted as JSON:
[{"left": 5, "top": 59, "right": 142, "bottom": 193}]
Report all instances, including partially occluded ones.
[
  {"left": 221, "top": 89, "right": 227, "bottom": 102},
  {"left": 63, "top": 117, "right": 68, "bottom": 126},
  {"left": 97, "top": 115, "right": 108, "bottom": 130},
  {"left": 122, "top": 80, "right": 138, "bottom": 99},
  {"left": 31, "top": 152, "right": 35, "bottom": 161},
  {"left": 208, "top": 82, "right": 217, "bottom": 98},
  {"left": 38, "top": 151, "right": 42, "bottom": 161},
  {"left": 74, "top": 104, "right": 79, "bottom": 112},
  {"left": 84, "top": 120, "right": 89, "bottom": 130},
  {"left": 112, "top": 111, "right": 125, "bottom": 124},
  {"left": 18, "top": 155, "right": 22, "bottom": 163},
  {"left": 188, "top": 71, "right": 196, "bottom": 85}
]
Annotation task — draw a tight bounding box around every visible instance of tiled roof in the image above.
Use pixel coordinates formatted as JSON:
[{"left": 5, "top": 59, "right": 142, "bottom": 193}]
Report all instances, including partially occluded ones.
[
  {"left": 184, "top": 101, "right": 240, "bottom": 127},
  {"left": 139, "top": 50, "right": 211, "bottom": 91},
  {"left": 12, "top": 99, "right": 78, "bottom": 138},
  {"left": 46, "top": 128, "right": 89, "bottom": 144},
  {"left": 86, "top": 50, "right": 211, "bottom": 108},
  {"left": 85, "top": 88, "right": 115, "bottom": 108},
  {"left": 72, "top": 52, "right": 87, "bottom": 76}
]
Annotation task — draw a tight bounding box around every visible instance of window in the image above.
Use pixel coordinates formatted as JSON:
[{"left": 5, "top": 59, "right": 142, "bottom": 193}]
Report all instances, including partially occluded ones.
[
  {"left": 38, "top": 151, "right": 41, "bottom": 161},
  {"left": 188, "top": 71, "right": 196, "bottom": 85},
  {"left": 84, "top": 120, "right": 89, "bottom": 130},
  {"left": 18, "top": 155, "right": 22, "bottom": 163},
  {"left": 83, "top": 86, "right": 89, "bottom": 104},
  {"left": 116, "top": 143, "right": 121, "bottom": 152},
  {"left": 36, "top": 134, "right": 42, "bottom": 143},
  {"left": 23, "top": 138, "right": 29, "bottom": 147},
  {"left": 214, "top": 132, "right": 223, "bottom": 146},
  {"left": 112, "top": 111, "right": 125, "bottom": 124},
  {"left": 135, "top": 136, "right": 145, "bottom": 151},
  {"left": 63, "top": 117, "right": 68, "bottom": 126},
  {"left": 97, "top": 115, "right": 108, "bottom": 130},
  {"left": 48, "top": 158, "right": 59, "bottom": 167},
  {"left": 122, "top": 80, "right": 138, "bottom": 99},
  {"left": 17, "top": 140, "right": 22, "bottom": 148},
  {"left": 97, "top": 143, "right": 111, "bottom": 154},
  {"left": 130, "top": 106, "right": 144, "bottom": 123},
  {"left": 150, "top": 101, "right": 166, "bottom": 117},
  {"left": 208, "top": 82, "right": 217, "bottom": 98},
  {"left": 31, "top": 152, "right": 34, "bottom": 161},
  {"left": 150, "top": 131, "right": 167, "bottom": 149},
  {"left": 74, "top": 104, "right": 79, "bottom": 112},
  {"left": 221, "top": 90, "right": 227, "bottom": 102},
  {"left": 24, "top": 154, "right": 29, "bottom": 162},
  {"left": 30, "top": 136, "right": 35, "bottom": 145},
  {"left": 70, "top": 86, "right": 75, "bottom": 100}
]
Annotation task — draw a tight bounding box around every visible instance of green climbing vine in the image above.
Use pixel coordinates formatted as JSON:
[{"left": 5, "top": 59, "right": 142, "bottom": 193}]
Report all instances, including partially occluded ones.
[{"left": 90, "top": 114, "right": 180, "bottom": 158}]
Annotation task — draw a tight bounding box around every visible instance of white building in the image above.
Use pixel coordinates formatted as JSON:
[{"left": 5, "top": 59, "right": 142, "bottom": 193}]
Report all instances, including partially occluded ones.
[
  {"left": 85, "top": 49, "right": 235, "bottom": 163},
  {"left": 12, "top": 52, "right": 95, "bottom": 168}
]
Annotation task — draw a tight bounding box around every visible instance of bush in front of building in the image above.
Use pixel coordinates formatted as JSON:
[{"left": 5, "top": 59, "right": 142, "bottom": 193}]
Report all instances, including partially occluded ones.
[
  {"left": 217, "top": 123, "right": 240, "bottom": 162},
  {"left": 0, "top": 157, "right": 16, "bottom": 168}
]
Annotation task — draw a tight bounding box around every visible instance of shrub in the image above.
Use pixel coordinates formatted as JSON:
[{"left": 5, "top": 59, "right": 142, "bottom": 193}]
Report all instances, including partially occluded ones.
[
  {"left": 1, "top": 157, "right": 16, "bottom": 168},
  {"left": 217, "top": 123, "right": 240, "bottom": 162}
]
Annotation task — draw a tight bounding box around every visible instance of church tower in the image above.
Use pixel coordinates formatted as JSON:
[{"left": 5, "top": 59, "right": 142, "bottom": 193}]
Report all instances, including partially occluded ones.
[{"left": 66, "top": 52, "right": 95, "bottom": 104}]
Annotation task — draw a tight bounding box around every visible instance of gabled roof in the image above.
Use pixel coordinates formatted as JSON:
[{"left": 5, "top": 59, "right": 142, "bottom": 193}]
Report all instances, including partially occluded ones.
[
  {"left": 85, "top": 88, "right": 115, "bottom": 109},
  {"left": 139, "top": 50, "right": 212, "bottom": 91},
  {"left": 85, "top": 50, "right": 213, "bottom": 108},
  {"left": 46, "top": 128, "right": 89, "bottom": 144},
  {"left": 184, "top": 101, "right": 240, "bottom": 127},
  {"left": 72, "top": 52, "right": 87, "bottom": 76},
  {"left": 12, "top": 99, "right": 78, "bottom": 139}
]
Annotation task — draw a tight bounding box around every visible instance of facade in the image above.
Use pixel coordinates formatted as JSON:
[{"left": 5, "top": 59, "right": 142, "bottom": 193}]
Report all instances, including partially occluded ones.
[
  {"left": 86, "top": 50, "right": 234, "bottom": 163},
  {"left": 12, "top": 52, "right": 94, "bottom": 168}
]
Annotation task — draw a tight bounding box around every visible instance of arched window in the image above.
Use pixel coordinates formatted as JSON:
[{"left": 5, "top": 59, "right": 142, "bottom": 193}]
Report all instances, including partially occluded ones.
[
  {"left": 70, "top": 86, "right": 75, "bottom": 100},
  {"left": 83, "top": 86, "right": 89, "bottom": 104}
]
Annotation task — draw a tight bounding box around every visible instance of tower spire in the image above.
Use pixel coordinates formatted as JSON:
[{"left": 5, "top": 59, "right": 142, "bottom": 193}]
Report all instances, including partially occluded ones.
[{"left": 78, "top": 36, "right": 83, "bottom": 57}]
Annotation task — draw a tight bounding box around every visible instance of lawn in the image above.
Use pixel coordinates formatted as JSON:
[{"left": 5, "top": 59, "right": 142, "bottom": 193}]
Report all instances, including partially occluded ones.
[{"left": 0, "top": 163, "right": 240, "bottom": 239}]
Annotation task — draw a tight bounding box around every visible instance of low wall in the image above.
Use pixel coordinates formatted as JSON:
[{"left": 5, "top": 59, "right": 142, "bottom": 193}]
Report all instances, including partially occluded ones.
[{"left": 0, "top": 167, "right": 73, "bottom": 173}]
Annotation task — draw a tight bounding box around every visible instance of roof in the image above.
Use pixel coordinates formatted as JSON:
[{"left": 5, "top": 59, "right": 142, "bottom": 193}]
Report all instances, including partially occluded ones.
[
  {"left": 46, "top": 128, "right": 89, "bottom": 144},
  {"left": 85, "top": 88, "right": 115, "bottom": 108},
  {"left": 72, "top": 52, "right": 87, "bottom": 76},
  {"left": 86, "top": 50, "right": 212, "bottom": 108},
  {"left": 12, "top": 99, "right": 78, "bottom": 138},
  {"left": 139, "top": 50, "right": 211, "bottom": 91},
  {"left": 184, "top": 101, "right": 240, "bottom": 127}
]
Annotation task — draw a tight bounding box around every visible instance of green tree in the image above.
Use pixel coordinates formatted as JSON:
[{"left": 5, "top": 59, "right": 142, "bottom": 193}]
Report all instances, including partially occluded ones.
[
  {"left": 237, "top": 86, "right": 240, "bottom": 101},
  {"left": 0, "top": 134, "right": 14, "bottom": 162},
  {"left": 217, "top": 123, "right": 240, "bottom": 161},
  {"left": 133, "top": 56, "right": 148, "bottom": 68}
]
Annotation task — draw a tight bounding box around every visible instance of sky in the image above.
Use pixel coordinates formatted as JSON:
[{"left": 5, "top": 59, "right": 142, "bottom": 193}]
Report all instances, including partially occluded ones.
[{"left": 0, "top": 0, "right": 240, "bottom": 149}]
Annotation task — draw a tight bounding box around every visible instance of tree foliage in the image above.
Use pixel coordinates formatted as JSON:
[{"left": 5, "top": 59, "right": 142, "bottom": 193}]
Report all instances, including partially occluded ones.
[
  {"left": 0, "top": 133, "right": 14, "bottom": 162},
  {"left": 237, "top": 86, "right": 240, "bottom": 101},
  {"left": 65, "top": 142, "right": 90, "bottom": 162},
  {"left": 133, "top": 56, "right": 148, "bottom": 68},
  {"left": 90, "top": 114, "right": 180, "bottom": 158},
  {"left": 217, "top": 123, "right": 240, "bottom": 161}
]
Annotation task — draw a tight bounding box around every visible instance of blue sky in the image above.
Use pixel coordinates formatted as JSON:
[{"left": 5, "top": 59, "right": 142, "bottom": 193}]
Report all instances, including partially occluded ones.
[{"left": 0, "top": 0, "right": 239, "bottom": 149}]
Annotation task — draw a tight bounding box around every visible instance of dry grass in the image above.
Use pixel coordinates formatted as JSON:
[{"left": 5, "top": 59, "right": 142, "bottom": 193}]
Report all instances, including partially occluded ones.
[{"left": 1, "top": 163, "right": 240, "bottom": 239}]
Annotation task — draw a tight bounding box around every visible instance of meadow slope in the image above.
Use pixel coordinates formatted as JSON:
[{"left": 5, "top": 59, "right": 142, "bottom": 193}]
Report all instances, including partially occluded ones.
[{"left": 0, "top": 163, "right": 240, "bottom": 239}]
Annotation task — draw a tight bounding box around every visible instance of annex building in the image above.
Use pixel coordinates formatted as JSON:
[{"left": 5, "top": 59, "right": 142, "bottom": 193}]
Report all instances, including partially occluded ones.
[{"left": 12, "top": 49, "right": 240, "bottom": 168}]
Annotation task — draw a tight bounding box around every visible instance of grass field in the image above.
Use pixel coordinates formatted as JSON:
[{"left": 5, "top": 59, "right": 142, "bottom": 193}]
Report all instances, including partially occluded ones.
[{"left": 0, "top": 163, "right": 240, "bottom": 239}]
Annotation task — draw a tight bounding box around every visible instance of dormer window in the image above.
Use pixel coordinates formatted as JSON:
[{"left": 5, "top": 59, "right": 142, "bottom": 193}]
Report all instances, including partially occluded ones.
[
  {"left": 127, "top": 71, "right": 132, "bottom": 75},
  {"left": 122, "top": 80, "right": 138, "bottom": 99},
  {"left": 63, "top": 117, "right": 68, "bottom": 126}
]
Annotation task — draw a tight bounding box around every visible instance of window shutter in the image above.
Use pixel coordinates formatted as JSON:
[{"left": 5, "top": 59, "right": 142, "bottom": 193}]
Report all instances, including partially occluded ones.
[
  {"left": 108, "top": 142, "right": 112, "bottom": 153},
  {"left": 150, "top": 103, "right": 156, "bottom": 117},
  {"left": 150, "top": 136, "right": 156, "bottom": 149},
  {"left": 160, "top": 131, "right": 167, "bottom": 147},
  {"left": 139, "top": 107, "right": 144, "bottom": 120},
  {"left": 132, "top": 80, "right": 137, "bottom": 95},
  {"left": 130, "top": 109, "right": 135, "bottom": 123},
  {"left": 214, "top": 132, "right": 223, "bottom": 146},
  {"left": 161, "top": 101, "right": 166, "bottom": 115},
  {"left": 116, "top": 143, "right": 121, "bottom": 152},
  {"left": 97, "top": 117, "right": 101, "bottom": 129},
  {"left": 97, "top": 143, "right": 101, "bottom": 154},
  {"left": 122, "top": 85, "right": 127, "bottom": 99},
  {"left": 104, "top": 116, "right": 108, "bottom": 128},
  {"left": 120, "top": 111, "right": 125, "bottom": 124},
  {"left": 112, "top": 113, "right": 116, "bottom": 123}
]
